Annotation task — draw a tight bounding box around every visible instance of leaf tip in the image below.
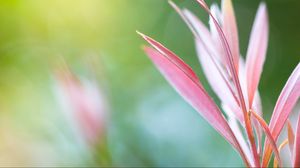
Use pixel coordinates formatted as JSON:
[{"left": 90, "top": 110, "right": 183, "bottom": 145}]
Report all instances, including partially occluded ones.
[
  {"left": 168, "top": 0, "right": 175, "bottom": 7},
  {"left": 137, "top": 31, "right": 150, "bottom": 42},
  {"left": 168, "top": 0, "right": 182, "bottom": 16},
  {"left": 257, "top": 1, "right": 268, "bottom": 19},
  {"left": 136, "top": 30, "right": 144, "bottom": 37}
]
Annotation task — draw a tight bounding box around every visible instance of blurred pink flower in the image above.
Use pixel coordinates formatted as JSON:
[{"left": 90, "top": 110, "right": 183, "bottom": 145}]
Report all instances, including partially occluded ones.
[
  {"left": 138, "top": 0, "right": 300, "bottom": 167},
  {"left": 55, "top": 68, "right": 108, "bottom": 145}
]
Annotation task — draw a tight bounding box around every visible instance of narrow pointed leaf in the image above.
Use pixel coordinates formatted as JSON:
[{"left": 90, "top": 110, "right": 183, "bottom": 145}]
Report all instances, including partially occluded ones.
[
  {"left": 263, "top": 63, "right": 300, "bottom": 166},
  {"left": 245, "top": 3, "right": 269, "bottom": 108},
  {"left": 270, "top": 63, "right": 300, "bottom": 135},
  {"left": 142, "top": 45, "right": 237, "bottom": 143},
  {"left": 142, "top": 44, "right": 236, "bottom": 142},
  {"left": 141, "top": 40, "right": 250, "bottom": 166},
  {"left": 222, "top": 0, "right": 240, "bottom": 72}
]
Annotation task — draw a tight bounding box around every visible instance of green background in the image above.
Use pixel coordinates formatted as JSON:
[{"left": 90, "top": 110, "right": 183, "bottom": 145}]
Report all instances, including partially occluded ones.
[{"left": 0, "top": 0, "right": 299, "bottom": 166}]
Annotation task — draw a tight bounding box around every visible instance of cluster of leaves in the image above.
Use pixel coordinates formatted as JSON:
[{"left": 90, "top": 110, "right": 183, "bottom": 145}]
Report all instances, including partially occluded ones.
[{"left": 138, "top": 0, "right": 300, "bottom": 167}]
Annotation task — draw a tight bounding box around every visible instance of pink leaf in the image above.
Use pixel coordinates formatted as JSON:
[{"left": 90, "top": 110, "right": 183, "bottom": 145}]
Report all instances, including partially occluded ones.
[
  {"left": 269, "top": 63, "right": 300, "bottom": 137},
  {"left": 142, "top": 44, "right": 235, "bottom": 143},
  {"left": 263, "top": 63, "right": 300, "bottom": 166},
  {"left": 222, "top": 0, "right": 240, "bottom": 72},
  {"left": 140, "top": 35, "right": 250, "bottom": 166},
  {"left": 270, "top": 63, "right": 300, "bottom": 138},
  {"left": 245, "top": 2, "right": 269, "bottom": 108},
  {"left": 293, "top": 114, "right": 300, "bottom": 167},
  {"left": 169, "top": 2, "right": 242, "bottom": 123}
]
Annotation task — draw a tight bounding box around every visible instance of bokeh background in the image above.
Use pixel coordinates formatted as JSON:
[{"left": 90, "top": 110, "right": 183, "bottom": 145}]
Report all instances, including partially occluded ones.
[{"left": 0, "top": 0, "right": 299, "bottom": 167}]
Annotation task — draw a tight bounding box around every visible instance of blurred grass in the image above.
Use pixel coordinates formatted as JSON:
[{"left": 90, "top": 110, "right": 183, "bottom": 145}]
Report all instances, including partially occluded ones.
[{"left": 0, "top": 0, "right": 298, "bottom": 166}]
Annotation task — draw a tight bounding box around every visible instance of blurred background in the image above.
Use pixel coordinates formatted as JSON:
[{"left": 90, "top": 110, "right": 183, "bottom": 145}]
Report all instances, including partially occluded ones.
[{"left": 0, "top": 0, "right": 299, "bottom": 167}]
